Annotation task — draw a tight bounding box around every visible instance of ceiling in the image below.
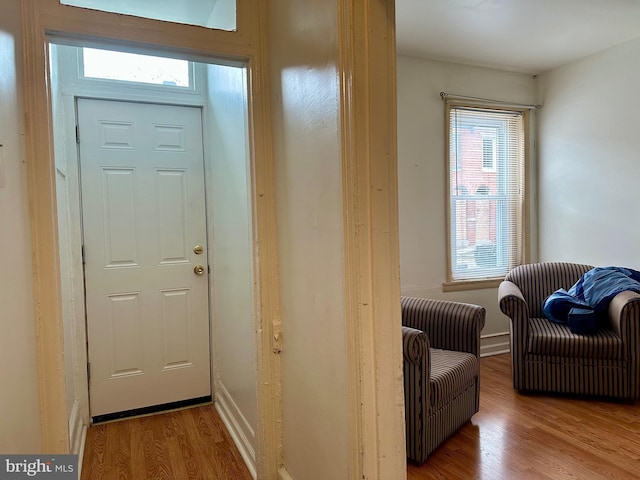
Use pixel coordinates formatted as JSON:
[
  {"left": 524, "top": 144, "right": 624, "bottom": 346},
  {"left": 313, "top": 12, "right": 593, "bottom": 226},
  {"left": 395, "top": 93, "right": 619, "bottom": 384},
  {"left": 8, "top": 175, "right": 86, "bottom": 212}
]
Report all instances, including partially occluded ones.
[{"left": 395, "top": 0, "right": 640, "bottom": 75}]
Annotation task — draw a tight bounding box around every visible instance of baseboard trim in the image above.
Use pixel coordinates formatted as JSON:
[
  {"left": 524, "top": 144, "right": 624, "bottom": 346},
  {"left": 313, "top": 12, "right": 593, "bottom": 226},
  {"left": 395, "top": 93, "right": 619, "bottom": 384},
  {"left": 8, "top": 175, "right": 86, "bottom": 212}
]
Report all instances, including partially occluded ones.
[
  {"left": 215, "top": 382, "right": 256, "bottom": 479},
  {"left": 70, "top": 397, "right": 88, "bottom": 478},
  {"left": 480, "top": 332, "right": 511, "bottom": 357},
  {"left": 68, "top": 399, "right": 84, "bottom": 455},
  {"left": 76, "top": 424, "right": 87, "bottom": 478}
]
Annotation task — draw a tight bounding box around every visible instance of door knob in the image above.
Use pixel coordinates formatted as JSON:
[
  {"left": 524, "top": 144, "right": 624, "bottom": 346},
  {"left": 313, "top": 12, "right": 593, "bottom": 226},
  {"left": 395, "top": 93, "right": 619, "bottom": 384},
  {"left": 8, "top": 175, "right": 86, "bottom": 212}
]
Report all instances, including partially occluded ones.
[
  {"left": 194, "top": 265, "right": 205, "bottom": 276},
  {"left": 193, "top": 245, "right": 203, "bottom": 254}
]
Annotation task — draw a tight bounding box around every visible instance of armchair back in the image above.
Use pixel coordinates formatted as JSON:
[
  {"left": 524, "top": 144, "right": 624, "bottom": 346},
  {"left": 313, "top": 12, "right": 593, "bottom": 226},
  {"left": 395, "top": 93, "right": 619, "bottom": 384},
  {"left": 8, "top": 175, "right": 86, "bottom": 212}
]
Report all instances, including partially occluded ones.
[
  {"left": 401, "top": 296, "right": 484, "bottom": 355},
  {"left": 505, "top": 262, "right": 593, "bottom": 318}
]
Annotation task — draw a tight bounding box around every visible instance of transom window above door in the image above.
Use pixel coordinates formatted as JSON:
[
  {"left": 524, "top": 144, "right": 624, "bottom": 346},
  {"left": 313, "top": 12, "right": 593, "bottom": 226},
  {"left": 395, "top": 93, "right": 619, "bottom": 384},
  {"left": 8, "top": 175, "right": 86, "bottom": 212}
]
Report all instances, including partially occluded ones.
[
  {"left": 81, "top": 48, "right": 192, "bottom": 88},
  {"left": 60, "top": 0, "right": 236, "bottom": 31}
]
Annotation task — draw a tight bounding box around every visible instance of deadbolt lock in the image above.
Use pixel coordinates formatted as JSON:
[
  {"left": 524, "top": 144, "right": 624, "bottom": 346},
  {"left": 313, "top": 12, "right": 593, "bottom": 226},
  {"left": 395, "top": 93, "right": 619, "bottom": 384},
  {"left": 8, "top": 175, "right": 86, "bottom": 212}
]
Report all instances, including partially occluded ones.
[
  {"left": 193, "top": 245, "right": 204, "bottom": 255},
  {"left": 194, "top": 265, "right": 205, "bottom": 276}
]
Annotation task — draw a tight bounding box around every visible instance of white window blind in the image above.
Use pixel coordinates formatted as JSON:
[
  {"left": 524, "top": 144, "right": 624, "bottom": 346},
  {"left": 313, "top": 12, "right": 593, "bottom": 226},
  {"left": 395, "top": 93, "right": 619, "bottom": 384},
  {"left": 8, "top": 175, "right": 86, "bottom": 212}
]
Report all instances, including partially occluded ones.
[{"left": 448, "top": 105, "right": 525, "bottom": 281}]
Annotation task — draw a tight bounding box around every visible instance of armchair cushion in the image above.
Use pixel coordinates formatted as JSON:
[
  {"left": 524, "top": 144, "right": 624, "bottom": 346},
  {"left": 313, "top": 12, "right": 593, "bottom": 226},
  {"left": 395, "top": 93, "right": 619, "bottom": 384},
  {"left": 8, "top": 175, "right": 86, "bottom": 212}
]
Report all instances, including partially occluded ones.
[
  {"left": 429, "top": 349, "right": 478, "bottom": 410},
  {"left": 527, "top": 318, "right": 623, "bottom": 360}
]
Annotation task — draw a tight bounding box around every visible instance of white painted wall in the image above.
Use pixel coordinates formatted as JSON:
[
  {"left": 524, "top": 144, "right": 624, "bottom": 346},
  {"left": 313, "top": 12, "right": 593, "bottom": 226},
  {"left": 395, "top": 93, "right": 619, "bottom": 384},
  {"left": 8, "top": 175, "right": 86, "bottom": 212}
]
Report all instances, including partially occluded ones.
[
  {"left": 0, "top": 0, "right": 43, "bottom": 453},
  {"left": 537, "top": 38, "right": 640, "bottom": 269},
  {"left": 205, "top": 63, "right": 257, "bottom": 471},
  {"left": 268, "top": 1, "right": 348, "bottom": 479},
  {"left": 397, "top": 55, "right": 537, "bottom": 353}
]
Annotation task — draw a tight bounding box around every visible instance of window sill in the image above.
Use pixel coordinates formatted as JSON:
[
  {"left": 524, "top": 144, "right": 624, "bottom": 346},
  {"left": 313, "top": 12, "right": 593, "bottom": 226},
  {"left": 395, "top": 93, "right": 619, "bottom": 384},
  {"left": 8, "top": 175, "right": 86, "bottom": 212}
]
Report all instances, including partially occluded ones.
[{"left": 442, "top": 278, "right": 502, "bottom": 292}]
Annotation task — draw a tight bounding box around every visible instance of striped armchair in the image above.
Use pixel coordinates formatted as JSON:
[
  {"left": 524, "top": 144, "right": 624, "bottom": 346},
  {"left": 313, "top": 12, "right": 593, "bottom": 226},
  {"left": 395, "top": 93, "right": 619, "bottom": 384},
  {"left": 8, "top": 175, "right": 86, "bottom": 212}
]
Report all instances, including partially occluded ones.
[
  {"left": 401, "top": 296, "right": 485, "bottom": 464},
  {"left": 499, "top": 262, "right": 640, "bottom": 400}
]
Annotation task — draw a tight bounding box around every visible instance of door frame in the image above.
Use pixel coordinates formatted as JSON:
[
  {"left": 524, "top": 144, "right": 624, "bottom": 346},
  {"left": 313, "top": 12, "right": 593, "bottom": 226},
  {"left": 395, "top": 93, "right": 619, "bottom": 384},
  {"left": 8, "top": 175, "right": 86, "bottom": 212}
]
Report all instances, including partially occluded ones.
[
  {"left": 21, "top": 1, "right": 283, "bottom": 476},
  {"left": 53, "top": 44, "right": 255, "bottom": 456},
  {"left": 49, "top": 41, "right": 220, "bottom": 438}
]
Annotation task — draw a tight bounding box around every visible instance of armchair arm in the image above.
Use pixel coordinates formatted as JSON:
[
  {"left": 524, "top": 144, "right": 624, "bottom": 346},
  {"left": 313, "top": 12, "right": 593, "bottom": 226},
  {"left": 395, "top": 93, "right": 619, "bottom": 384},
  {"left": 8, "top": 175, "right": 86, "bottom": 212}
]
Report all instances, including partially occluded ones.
[
  {"left": 498, "top": 280, "right": 529, "bottom": 320},
  {"left": 498, "top": 280, "right": 531, "bottom": 391},
  {"left": 401, "top": 297, "right": 484, "bottom": 356},
  {"left": 401, "top": 325, "right": 430, "bottom": 463},
  {"left": 498, "top": 281, "right": 530, "bottom": 343},
  {"left": 608, "top": 290, "right": 640, "bottom": 338},
  {"left": 402, "top": 326, "right": 429, "bottom": 365},
  {"left": 608, "top": 290, "right": 640, "bottom": 400}
]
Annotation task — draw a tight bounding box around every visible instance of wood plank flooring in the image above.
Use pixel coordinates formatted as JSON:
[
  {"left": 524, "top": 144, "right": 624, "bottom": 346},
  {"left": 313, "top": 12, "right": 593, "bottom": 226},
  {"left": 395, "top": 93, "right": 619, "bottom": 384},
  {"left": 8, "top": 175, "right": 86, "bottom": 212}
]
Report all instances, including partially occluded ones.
[
  {"left": 408, "top": 354, "right": 640, "bottom": 480},
  {"left": 80, "top": 404, "right": 252, "bottom": 480},
  {"left": 81, "top": 355, "right": 638, "bottom": 480}
]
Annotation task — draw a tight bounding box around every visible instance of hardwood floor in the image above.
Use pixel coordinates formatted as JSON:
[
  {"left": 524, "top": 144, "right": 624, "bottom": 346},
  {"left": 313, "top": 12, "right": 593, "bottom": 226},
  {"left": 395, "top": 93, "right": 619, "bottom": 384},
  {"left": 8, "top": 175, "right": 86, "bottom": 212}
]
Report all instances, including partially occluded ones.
[
  {"left": 408, "top": 354, "right": 640, "bottom": 480},
  {"left": 80, "top": 404, "right": 252, "bottom": 480},
  {"left": 81, "top": 355, "right": 638, "bottom": 480}
]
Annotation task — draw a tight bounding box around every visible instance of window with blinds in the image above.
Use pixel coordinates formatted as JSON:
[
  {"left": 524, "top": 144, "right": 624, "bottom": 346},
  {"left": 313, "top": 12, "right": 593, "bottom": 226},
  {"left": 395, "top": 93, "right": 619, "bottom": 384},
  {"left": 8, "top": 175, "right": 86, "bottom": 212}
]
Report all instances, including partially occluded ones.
[{"left": 447, "top": 105, "right": 526, "bottom": 282}]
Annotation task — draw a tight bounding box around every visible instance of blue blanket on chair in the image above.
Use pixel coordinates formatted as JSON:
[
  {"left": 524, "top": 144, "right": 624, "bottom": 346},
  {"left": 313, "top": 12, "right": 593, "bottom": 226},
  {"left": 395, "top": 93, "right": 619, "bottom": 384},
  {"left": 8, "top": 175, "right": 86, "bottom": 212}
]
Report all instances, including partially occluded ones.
[{"left": 543, "top": 266, "right": 640, "bottom": 335}]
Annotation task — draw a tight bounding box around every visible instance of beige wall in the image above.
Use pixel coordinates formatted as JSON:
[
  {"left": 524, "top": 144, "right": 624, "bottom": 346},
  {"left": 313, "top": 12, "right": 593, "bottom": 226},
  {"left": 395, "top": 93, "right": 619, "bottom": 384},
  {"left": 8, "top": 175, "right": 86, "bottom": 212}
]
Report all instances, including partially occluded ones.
[
  {"left": 397, "top": 55, "right": 537, "bottom": 352},
  {"left": 0, "top": 0, "right": 43, "bottom": 453},
  {"left": 537, "top": 38, "right": 640, "bottom": 269},
  {"left": 268, "top": 1, "right": 349, "bottom": 478}
]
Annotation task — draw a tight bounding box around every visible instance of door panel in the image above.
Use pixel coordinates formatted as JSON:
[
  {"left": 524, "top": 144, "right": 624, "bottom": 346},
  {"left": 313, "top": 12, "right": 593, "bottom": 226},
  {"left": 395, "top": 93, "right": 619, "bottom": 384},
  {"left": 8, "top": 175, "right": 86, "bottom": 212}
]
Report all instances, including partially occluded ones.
[
  {"left": 157, "top": 169, "right": 190, "bottom": 263},
  {"left": 102, "top": 167, "right": 137, "bottom": 266},
  {"left": 78, "top": 98, "right": 211, "bottom": 417}
]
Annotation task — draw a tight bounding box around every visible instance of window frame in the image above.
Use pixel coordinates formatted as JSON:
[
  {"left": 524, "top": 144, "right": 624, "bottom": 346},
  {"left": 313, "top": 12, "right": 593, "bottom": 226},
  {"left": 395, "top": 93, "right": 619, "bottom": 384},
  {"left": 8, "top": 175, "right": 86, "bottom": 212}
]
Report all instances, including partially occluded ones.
[{"left": 443, "top": 102, "right": 530, "bottom": 291}]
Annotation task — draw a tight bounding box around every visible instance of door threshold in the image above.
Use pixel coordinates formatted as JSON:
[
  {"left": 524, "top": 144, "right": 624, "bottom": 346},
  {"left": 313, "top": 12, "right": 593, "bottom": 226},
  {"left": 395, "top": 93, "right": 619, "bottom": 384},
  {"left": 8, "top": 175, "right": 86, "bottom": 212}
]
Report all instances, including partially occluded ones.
[{"left": 92, "top": 395, "right": 212, "bottom": 424}]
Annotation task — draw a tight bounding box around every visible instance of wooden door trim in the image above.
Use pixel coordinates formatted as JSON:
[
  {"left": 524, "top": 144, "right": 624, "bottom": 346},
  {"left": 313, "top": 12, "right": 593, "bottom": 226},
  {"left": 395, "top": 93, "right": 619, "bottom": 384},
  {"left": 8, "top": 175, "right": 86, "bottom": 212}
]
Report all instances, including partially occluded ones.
[{"left": 339, "top": 1, "right": 407, "bottom": 478}]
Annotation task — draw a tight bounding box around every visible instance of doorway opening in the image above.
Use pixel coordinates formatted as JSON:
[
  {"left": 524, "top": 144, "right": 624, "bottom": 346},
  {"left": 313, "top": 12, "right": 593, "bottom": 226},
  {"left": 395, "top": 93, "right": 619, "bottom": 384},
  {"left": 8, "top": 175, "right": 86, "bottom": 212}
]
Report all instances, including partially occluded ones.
[{"left": 50, "top": 41, "right": 258, "bottom": 475}]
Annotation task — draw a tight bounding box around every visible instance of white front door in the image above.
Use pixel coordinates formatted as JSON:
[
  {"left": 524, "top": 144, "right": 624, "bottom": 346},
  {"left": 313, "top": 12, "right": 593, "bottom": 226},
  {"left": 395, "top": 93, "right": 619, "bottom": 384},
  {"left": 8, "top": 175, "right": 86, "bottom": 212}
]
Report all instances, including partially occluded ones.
[{"left": 78, "top": 98, "right": 211, "bottom": 418}]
